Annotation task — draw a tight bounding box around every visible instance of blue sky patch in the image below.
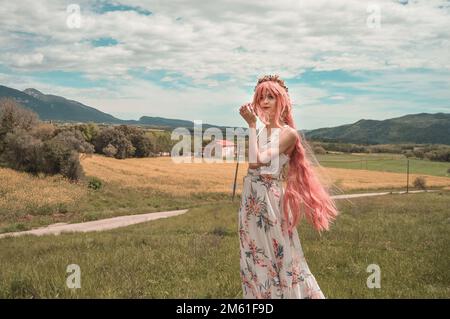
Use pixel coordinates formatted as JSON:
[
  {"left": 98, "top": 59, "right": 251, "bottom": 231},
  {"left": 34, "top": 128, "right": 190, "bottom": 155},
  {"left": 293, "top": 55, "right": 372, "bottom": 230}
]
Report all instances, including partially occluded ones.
[
  {"left": 92, "top": 1, "right": 152, "bottom": 16},
  {"left": 91, "top": 37, "right": 119, "bottom": 47}
]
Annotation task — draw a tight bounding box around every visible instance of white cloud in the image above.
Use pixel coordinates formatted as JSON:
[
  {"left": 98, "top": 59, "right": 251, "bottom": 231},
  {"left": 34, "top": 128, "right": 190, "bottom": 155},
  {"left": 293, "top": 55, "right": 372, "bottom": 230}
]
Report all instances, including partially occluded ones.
[
  {"left": 1, "top": 0, "right": 449, "bottom": 78},
  {"left": 0, "top": 0, "right": 449, "bottom": 128},
  {"left": 10, "top": 52, "right": 44, "bottom": 67}
]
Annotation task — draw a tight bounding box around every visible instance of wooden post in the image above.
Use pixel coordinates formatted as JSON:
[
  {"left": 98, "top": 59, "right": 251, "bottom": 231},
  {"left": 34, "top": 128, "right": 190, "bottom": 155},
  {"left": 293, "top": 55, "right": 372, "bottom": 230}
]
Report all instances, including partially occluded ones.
[
  {"left": 232, "top": 144, "right": 240, "bottom": 202},
  {"left": 406, "top": 159, "right": 409, "bottom": 194}
]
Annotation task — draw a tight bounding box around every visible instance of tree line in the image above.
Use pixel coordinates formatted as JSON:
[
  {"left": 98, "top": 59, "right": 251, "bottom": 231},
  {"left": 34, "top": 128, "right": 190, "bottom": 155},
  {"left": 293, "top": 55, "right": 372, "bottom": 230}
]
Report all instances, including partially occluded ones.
[
  {"left": 0, "top": 98, "right": 176, "bottom": 181},
  {"left": 311, "top": 141, "right": 450, "bottom": 162}
]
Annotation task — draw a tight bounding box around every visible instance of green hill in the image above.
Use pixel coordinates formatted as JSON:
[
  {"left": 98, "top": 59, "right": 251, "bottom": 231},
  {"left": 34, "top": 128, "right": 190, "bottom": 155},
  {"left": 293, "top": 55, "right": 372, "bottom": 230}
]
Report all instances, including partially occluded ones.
[{"left": 305, "top": 113, "right": 450, "bottom": 145}]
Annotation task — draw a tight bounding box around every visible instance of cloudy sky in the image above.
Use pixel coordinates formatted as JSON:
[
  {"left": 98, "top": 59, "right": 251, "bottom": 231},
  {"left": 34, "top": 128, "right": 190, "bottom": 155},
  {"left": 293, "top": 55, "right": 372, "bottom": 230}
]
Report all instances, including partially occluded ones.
[{"left": 0, "top": 0, "right": 449, "bottom": 129}]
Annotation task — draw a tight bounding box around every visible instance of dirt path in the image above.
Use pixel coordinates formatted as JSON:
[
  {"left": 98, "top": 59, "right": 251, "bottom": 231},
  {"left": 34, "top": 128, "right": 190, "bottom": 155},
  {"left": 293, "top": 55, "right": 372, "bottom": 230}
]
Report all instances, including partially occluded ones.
[
  {"left": 332, "top": 189, "right": 435, "bottom": 199},
  {"left": 0, "top": 209, "right": 188, "bottom": 239},
  {"left": 0, "top": 190, "right": 436, "bottom": 239}
]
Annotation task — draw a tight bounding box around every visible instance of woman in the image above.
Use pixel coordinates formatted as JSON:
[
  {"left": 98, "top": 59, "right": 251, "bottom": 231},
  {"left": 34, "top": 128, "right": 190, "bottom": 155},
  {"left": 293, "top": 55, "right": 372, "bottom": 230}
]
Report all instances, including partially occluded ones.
[{"left": 238, "top": 75, "right": 339, "bottom": 299}]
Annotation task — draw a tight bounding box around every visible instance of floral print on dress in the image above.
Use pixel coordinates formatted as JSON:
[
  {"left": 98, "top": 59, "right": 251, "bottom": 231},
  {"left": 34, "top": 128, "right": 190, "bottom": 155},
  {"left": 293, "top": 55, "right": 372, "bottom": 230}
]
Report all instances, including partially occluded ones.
[{"left": 244, "top": 185, "right": 276, "bottom": 232}]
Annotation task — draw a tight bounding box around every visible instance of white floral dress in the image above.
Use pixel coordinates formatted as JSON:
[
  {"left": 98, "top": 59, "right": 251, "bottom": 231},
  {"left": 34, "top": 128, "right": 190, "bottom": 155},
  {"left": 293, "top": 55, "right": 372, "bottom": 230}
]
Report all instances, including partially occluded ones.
[{"left": 238, "top": 125, "right": 325, "bottom": 299}]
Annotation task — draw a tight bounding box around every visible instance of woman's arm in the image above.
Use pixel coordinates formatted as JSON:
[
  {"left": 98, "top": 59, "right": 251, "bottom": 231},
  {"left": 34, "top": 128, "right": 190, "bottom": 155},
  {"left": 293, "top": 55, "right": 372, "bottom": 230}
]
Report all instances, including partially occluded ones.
[
  {"left": 248, "top": 125, "right": 298, "bottom": 169},
  {"left": 239, "top": 102, "right": 297, "bottom": 169}
]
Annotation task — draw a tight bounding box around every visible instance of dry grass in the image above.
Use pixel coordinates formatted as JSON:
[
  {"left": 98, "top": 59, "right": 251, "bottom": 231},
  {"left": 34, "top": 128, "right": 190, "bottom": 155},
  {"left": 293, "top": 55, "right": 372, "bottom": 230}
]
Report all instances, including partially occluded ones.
[
  {"left": 0, "top": 168, "right": 87, "bottom": 224},
  {"left": 81, "top": 154, "right": 247, "bottom": 196},
  {"left": 81, "top": 154, "right": 450, "bottom": 195},
  {"left": 324, "top": 167, "right": 450, "bottom": 190}
]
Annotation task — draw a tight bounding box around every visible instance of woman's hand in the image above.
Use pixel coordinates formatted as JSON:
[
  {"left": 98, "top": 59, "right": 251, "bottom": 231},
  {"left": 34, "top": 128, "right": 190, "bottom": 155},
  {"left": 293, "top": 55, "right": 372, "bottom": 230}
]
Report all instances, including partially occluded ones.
[{"left": 239, "top": 102, "right": 257, "bottom": 127}]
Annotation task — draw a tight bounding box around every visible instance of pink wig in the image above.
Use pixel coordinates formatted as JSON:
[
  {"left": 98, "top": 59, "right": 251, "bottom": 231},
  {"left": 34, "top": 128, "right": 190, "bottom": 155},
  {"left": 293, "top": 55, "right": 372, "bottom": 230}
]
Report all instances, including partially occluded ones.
[{"left": 252, "top": 80, "right": 339, "bottom": 234}]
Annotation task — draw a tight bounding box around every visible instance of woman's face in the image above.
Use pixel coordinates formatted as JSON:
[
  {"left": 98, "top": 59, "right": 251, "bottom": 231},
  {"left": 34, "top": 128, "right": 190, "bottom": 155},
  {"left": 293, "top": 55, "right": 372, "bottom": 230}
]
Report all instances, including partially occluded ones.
[{"left": 258, "top": 90, "right": 277, "bottom": 119}]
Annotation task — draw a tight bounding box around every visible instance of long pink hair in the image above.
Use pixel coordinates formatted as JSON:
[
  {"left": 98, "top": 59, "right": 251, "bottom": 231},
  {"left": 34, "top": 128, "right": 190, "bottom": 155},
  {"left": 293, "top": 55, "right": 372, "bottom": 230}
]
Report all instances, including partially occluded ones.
[{"left": 252, "top": 80, "right": 339, "bottom": 235}]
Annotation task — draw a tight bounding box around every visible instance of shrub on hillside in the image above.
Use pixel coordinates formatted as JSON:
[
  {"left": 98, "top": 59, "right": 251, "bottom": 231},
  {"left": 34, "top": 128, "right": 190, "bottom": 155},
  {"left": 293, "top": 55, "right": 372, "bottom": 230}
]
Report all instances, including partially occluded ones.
[{"left": 413, "top": 176, "right": 427, "bottom": 190}]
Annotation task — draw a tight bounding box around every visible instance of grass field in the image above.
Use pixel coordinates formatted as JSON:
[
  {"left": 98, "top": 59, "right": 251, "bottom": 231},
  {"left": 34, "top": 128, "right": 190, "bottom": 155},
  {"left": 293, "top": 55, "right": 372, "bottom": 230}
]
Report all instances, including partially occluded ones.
[
  {"left": 0, "top": 165, "right": 229, "bottom": 234},
  {"left": 80, "top": 154, "right": 450, "bottom": 194},
  {"left": 0, "top": 191, "right": 448, "bottom": 298},
  {"left": 316, "top": 153, "right": 450, "bottom": 177},
  {"left": 1, "top": 153, "right": 449, "bottom": 234}
]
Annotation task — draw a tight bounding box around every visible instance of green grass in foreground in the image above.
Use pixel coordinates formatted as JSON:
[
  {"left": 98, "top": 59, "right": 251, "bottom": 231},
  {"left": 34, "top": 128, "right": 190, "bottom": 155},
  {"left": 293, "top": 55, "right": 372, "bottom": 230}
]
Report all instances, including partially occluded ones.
[
  {"left": 0, "top": 180, "right": 232, "bottom": 234},
  {"left": 0, "top": 191, "right": 449, "bottom": 298},
  {"left": 316, "top": 153, "right": 450, "bottom": 177}
]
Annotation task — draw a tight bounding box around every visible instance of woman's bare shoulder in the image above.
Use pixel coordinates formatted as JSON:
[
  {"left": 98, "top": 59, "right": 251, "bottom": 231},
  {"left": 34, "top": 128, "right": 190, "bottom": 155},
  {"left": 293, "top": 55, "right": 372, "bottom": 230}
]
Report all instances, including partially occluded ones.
[{"left": 282, "top": 126, "right": 298, "bottom": 139}]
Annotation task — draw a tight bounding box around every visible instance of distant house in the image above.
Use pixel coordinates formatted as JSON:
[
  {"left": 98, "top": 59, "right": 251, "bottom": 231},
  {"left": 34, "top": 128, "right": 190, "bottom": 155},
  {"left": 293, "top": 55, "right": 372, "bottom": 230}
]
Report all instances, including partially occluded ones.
[
  {"left": 158, "top": 151, "right": 171, "bottom": 156},
  {"left": 213, "top": 139, "right": 236, "bottom": 158}
]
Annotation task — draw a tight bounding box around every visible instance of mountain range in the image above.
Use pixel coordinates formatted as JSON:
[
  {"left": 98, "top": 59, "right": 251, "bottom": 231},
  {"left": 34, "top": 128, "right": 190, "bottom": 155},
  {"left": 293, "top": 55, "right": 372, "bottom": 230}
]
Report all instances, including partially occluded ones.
[
  {"left": 0, "top": 85, "right": 227, "bottom": 130},
  {"left": 0, "top": 84, "right": 448, "bottom": 145}
]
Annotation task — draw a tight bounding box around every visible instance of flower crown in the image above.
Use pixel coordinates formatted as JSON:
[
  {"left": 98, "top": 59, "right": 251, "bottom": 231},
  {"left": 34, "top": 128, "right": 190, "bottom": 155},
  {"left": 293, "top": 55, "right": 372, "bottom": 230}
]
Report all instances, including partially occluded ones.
[{"left": 254, "top": 74, "right": 289, "bottom": 93}]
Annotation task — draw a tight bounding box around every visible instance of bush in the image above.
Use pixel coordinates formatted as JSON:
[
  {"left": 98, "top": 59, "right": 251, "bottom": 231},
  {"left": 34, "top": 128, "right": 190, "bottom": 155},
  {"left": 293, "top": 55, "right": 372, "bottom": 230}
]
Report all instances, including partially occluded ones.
[
  {"left": 93, "top": 127, "right": 135, "bottom": 159},
  {"left": 413, "top": 176, "right": 427, "bottom": 190},
  {"left": 403, "top": 150, "right": 414, "bottom": 158},
  {"left": 1, "top": 128, "right": 44, "bottom": 174},
  {"left": 75, "top": 122, "right": 99, "bottom": 143},
  {"left": 113, "top": 135, "right": 136, "bottom": 159},
  {"left": 0, "top": 98, "right": 39, "bottom": 153},
  {"left": 41, "top": 139, "right": 84, "bottom": 181},
  {"left": 88, "top": 177, "right": 103, "bottom": 190},
  {"left": 52, "top": 129, "right": 94, "bottom": 154},
  {"left": 60, "top": 151, "right": 84, "bottom": 182},
  {"left": 113, "top": 125, "right": 153, "bottom": 157},
  {"left": 0, "top": 99, "right": 86, "bottom": 181},
  {"left": 102, "top": 143, "right": 117, "bottom": 157},
  {"left": 41, "top": 139, "right": 72, "bottom": 174},
  {"left": 313, "top": 145, "right": 327, "bottom": 155},
  {"left": 424, "top": 149, "right": 450, "bottom": 162},
  {"left": 413, "top": 149, "right": 425, "bottom": 159},
  {"left": 31, "top": 123, "right": 56, "bottom": 141},
  {"left": 131, "top": 134, "right": 153, "bottom": 157}
]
